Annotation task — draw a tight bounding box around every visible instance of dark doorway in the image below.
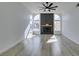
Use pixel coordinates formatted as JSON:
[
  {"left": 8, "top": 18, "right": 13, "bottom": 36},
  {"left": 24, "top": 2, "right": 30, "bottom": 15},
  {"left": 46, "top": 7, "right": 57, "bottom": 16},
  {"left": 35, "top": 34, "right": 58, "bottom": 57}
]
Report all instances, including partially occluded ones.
[{"left": 40, "top": 13, "right": 54, "bottom": 34}]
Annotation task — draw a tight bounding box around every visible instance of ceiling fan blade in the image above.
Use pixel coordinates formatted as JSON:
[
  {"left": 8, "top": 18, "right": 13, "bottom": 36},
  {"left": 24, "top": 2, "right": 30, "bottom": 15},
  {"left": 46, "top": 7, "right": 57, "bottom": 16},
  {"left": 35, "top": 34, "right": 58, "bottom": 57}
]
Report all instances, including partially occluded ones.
[
  {"left": 48, "top": 3, "right": 53, "bottom": 7},
  {"left": 42, "top": 3, "right": 46, "bottom": 8},
  {"left": 39, "top": 9, "right": 46, "bottom": 12},
  {"left": 51, "top": 9, "right": 56, "bottom": 10},
  {"left": 50, "top": 6, "right": 58, "bottom": 8},
  {"left": 54, "top": 6, "right": 58, "bottom": 8},
  {"left": 76, "top": 3, "right": 79, "bottom": 7}
]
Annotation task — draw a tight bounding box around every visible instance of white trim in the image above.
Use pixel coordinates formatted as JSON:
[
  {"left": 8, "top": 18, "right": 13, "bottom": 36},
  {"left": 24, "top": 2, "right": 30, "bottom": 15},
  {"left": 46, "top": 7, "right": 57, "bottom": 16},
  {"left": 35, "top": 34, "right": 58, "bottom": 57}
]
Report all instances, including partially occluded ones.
[
  {"left": 0, "top": 37, "right": 24, "bottom": 54},
  {"left": 62, "top": 34, "right": 79, "bottom": 45}
]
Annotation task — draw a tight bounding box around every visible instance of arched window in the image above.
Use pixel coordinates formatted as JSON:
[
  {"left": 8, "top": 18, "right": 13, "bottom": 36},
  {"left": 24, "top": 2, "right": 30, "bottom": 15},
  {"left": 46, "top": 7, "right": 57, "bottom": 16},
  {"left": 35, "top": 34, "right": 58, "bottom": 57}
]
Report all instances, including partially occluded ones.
[
  {"left": 33, "top": 14, "right": 40, "bottom": 34},
  {"left": 54, "top": 14, "right": 61, "bottom": 34},
  {"left": 54, "top": 14, "right": 61, "bottom": 20},
  {"left": 34, "top": 14, "right": 40, "bottom": 21}
]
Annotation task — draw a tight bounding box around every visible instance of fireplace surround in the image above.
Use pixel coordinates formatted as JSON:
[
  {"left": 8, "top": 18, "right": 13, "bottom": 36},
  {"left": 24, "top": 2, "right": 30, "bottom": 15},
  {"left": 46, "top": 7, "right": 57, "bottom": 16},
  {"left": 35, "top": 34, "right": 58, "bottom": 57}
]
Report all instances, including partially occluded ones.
[{"left": 40, "top": 13, "right": 54, "bottom": 34}]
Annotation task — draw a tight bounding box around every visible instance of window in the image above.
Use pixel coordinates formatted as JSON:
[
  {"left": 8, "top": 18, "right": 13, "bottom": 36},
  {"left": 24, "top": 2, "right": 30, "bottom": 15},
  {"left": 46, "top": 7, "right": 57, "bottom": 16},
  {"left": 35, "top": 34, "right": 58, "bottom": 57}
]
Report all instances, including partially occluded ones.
[{"left": 54, "top": 14, "right": 61, "bottom": 33}]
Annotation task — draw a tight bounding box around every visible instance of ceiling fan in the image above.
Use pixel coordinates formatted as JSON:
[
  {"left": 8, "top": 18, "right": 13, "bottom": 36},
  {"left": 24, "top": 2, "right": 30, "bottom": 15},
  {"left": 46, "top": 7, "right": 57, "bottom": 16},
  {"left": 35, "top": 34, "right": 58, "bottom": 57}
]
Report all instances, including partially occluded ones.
[
  {"left": 39, "top": 2, "right": 58, "bottom": 12},
  {"left": 76, "top": 3, "right": 79, "bottom": 7}
]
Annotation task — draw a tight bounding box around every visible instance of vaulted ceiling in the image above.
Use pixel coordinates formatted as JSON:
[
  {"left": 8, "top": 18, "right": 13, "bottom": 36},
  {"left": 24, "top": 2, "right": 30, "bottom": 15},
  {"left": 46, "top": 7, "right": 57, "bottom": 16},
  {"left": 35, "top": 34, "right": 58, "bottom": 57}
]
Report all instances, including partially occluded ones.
[{"left": 22, "top": 2, "right": 78, "bottom": 14}]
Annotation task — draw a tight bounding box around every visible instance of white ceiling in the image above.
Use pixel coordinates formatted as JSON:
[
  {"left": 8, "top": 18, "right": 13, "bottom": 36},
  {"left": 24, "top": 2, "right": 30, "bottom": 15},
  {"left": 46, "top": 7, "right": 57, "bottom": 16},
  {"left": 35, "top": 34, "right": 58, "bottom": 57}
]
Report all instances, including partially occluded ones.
[{"left": 22, "top": 2, "right": 78, "bottom": 14}]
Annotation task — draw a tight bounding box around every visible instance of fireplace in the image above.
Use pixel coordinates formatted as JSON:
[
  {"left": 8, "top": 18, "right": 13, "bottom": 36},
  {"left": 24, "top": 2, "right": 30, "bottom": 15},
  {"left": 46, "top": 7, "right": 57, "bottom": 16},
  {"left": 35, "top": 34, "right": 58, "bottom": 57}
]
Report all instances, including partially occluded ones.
[
  {"left": 41, "top": 26, "right": 52, "bottom": 34},
  {"left": 40, "top": 13, "right": 54, "bottom": 34}
]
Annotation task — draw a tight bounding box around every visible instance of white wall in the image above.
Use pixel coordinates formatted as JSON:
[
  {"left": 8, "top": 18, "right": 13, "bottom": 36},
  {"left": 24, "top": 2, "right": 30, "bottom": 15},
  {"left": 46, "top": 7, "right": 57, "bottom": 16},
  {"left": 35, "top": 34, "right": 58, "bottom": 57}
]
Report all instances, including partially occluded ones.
[
  {"left": 62, "top": 8, "right": 79, "bottom": 44},
  {"left": 0, "top": 2, "right": 31, "bottom": 53}
]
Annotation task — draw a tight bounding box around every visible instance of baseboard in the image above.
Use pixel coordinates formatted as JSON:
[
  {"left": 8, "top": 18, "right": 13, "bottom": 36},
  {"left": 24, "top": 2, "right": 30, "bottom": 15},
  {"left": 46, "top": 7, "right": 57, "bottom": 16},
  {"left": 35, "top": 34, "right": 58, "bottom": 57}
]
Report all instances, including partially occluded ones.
[
  {"left": 62, "top": 34, "right": 79, "bottom": 45},
  {"left": 0, "top": 38, "right": 24, "bottom": 56}
]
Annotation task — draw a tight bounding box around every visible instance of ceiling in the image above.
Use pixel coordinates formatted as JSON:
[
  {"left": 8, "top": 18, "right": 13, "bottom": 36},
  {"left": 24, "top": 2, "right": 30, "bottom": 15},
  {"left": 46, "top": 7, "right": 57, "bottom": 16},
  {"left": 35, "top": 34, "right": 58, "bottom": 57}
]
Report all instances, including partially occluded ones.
[{"left": 22, "top": 2, "right": 78, "bottom": 14}]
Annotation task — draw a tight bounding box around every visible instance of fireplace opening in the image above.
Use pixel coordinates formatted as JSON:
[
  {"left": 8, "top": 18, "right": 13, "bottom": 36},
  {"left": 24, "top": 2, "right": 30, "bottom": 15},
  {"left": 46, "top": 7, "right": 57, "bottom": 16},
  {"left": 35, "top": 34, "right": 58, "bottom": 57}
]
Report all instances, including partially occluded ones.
[{"left": 41, "top": 26, "right": 53, "bottom": 34}]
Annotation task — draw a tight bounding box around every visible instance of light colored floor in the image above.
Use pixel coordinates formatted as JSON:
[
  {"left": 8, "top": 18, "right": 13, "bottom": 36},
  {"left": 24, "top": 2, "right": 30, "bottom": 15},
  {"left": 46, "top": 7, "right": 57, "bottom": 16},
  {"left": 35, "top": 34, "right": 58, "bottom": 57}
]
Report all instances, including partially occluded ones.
[{"left": 16, "top": 34, "right": 79, "bottom": 56}]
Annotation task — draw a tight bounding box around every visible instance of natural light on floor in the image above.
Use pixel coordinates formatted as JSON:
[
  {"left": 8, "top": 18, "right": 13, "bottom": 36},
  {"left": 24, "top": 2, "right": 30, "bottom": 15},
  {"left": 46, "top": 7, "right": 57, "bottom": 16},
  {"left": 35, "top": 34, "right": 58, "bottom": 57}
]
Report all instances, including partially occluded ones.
[{"left": 47, "top": 35, "right": 58, "bottom": 43}]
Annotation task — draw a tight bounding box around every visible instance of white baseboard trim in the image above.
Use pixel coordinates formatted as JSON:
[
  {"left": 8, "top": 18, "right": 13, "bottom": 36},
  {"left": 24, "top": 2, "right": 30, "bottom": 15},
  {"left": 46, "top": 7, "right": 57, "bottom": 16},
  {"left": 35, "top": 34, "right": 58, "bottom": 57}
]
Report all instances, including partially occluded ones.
[
  {"left": 62, "top": 34, "right": 79, "bottom": 45},
  {"left": 0, "top": 37, "right": 24, "bottom": 55}
]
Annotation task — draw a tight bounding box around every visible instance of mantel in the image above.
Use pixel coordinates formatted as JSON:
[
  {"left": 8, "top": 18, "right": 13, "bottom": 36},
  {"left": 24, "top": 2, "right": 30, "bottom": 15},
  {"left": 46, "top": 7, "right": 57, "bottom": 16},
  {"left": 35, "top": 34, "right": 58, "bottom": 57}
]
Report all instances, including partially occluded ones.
[{"left": 41, "top": 25, "right": 52, "bottom": 27}]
